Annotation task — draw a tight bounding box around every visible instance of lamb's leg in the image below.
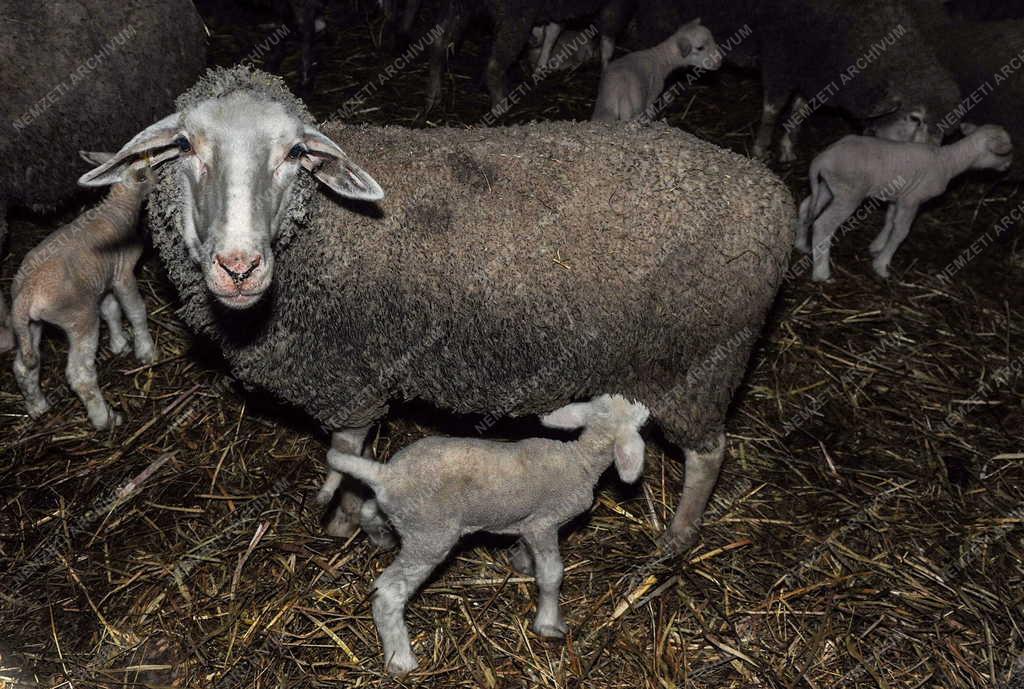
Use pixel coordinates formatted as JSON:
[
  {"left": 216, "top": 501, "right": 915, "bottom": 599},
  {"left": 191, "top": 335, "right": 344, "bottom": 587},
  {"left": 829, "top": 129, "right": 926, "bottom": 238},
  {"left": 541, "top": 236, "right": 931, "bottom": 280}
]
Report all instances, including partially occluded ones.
[
  {"left": 360, "top": 498, "right": 398, "bottom": 549},
  {"left": 662, "top": 433, "right": 725, "bottom": 554},
  {"left": 113, "top": 278, "right": 156, "bottom": 365},
  {"left": 13, "top": 322, "right": 49, "bottom": 418},
  {"left": 533, "top": 22, "right": 561, "bottom": 77},
  {"left": 795, "top": 182, "right": 834, "bottom": 254},
  {"left": 600, "top": 35, "right": 615, "bottom": 67},
  {"left": 100, "top": 294, "right": 128, "bottom": 355},
  {"left": 752, "top": 91, "right": 790, "bottom": 161},
  {"left": 64, "top": 314, "right": 121, "bottom": 430},
  {"left": 869, "top": 204, "right": 896, "bottom": 256},
  {"left": 779, "top": 95, "right": 808, "bottom": 163},
  {"left": 871, "top": 202, "right": 918, "bottom": 279},
  {"left": 373, "top": 538, "right": 456, "bottom": 675},
  {"left": 509, "top": 539, "right": 535, "bottom": 575},
  {"left": 323, "top": 425, "right": 372, "bottom": 537},
  {"left": 522, "top": 529, "right": 567, "bottom": 638},
  {"left": 810, "top": 198, "right": 860, "bottom": 282}
]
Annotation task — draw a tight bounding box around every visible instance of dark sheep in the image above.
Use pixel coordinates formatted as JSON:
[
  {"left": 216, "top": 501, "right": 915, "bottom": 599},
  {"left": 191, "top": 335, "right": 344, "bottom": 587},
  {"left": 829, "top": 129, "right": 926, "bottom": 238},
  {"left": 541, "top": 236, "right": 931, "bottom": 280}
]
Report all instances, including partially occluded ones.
[
  {"left": 610, "top": 0, "right": 962, "bottom": 161},
  {"left": 0, "top": 0, "right": 207, "bottom": 351},
  {"left": 131, "top": 68, "right": 794, "bottom": 554}
]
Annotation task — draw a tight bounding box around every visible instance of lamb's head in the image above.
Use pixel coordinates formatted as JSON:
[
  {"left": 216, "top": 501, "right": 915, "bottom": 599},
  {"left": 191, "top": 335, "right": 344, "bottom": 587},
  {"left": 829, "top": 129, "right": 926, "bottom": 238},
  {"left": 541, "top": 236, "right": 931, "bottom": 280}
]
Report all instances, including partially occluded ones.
[
  {"left": 79, "top": 75, "right": 382, "bottom": 310},
  {"left": 673, "top": 19, "right": 722, "bottom": 72},
  {"left": 960, "top": 123, "right": 1014, "bottom": 172},
  {"left": 541, "top": 394, "right": 651, "bottom": 483}
]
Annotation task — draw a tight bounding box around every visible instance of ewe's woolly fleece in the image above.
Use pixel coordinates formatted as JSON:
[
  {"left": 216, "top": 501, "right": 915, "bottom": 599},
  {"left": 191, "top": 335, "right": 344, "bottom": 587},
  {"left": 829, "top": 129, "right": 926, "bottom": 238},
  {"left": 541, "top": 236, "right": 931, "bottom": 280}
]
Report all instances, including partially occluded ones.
[
  {"left": 0, "top": 0, "right": 206, "bottom": 210},
  {"left": 149, "top": 69, "right": 794, "bottom": 446}
]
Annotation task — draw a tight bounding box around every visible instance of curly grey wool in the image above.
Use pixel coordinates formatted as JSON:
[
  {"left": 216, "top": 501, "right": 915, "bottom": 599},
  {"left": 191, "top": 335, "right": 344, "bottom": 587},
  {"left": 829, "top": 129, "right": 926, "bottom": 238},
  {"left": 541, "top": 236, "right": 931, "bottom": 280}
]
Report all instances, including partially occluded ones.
[{"left": 147, "top": 67, "right": 794, "bottom": 546}]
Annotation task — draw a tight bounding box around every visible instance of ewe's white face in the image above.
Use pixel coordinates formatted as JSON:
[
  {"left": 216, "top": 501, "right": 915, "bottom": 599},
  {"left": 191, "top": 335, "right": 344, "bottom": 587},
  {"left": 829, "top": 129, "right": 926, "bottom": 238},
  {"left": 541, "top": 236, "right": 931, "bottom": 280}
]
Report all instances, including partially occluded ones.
[{"left": 79, "top": 90, "right": 383, "bottom": 310}]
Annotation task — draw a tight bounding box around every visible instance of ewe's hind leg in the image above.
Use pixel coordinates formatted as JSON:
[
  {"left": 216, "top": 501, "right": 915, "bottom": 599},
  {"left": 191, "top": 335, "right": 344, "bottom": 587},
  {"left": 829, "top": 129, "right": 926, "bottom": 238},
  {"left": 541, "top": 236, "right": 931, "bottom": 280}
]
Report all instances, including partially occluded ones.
[
  {"left": 373, "top": 537, "right": 457, "bottom": 674},
  {"left": 869, "top": 205, "right": 896, "bottom": 256},
  {"left": 872, "top": 203, "right": 919, "bottom": 279},
  {"left": 0, "top": 205, "right": 11, "bottom": 354},
  {"left": 486, "top": 14, "right": 533, "bottom": 113},
  {"left": 64, "top": 314, "right": 121, "bottom": 430},
  {"left": 662, "top": 433, "right": 726, "bottom": 554},
  {"left": 113, "top": 278, "right": 155, "bottom": 364},
  {"left": 13, "top": 322, "right": 49, "bottom": 417},
  {"left": 810, "top": 198, "right": 860, "bottom": 282},
  {"left": 425, "top": 1, "right": 466, "bottom": 111},
  {"left": 522, "top": 528, "right": 567, "bottom": 638},
  {"left": 100, "top": 294, "right": 128, "bottom": 355},
  {"left": 323, "top": 426, "right": 373, "bottom": 537}
]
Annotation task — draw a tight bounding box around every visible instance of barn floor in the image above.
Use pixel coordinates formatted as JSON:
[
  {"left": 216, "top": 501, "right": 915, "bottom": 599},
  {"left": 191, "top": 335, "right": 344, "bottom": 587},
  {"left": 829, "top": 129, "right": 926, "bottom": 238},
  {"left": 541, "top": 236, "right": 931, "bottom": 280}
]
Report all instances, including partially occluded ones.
[{"left": 1, "top": 2, "right": 1022, "bottom": 688}]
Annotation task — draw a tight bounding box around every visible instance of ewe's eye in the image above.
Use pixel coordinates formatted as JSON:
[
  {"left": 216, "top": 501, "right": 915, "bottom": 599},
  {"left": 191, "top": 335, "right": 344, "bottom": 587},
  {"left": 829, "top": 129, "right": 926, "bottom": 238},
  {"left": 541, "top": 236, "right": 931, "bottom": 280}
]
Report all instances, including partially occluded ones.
[
  {"left": 287, "top": 144, "right": 306, "bottom": 161},
  {"left": 175, "top": 136, "right": 192, "bottom": 154},
  {"left": 909, "top": 113, "right": 923, "bottom": 125},
  {"left": 697, "top": 45, "right": 705, "bottom": 51}
]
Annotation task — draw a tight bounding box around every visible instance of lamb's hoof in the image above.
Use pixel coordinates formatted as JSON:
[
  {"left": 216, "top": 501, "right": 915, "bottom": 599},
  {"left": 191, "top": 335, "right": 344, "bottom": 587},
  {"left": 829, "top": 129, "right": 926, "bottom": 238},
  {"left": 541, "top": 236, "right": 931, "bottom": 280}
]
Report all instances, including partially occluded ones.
[
  {"left": 751, "top": 146, "right": 771, "bottom": 162},
  {"left": 793, "top": 241, "right": 811, "bottom": 255},
  {"left": 385, "top": 652, "right": 419, "bottom": 676},
  {"left": 109, "top": 337, "right": 129, "bottom": 355},
  {"left": 872, "top": 264, "right": 892, "bottom": 280},
  {"left": 811, "top": 272, "right": 834, "bottom": 284},
  {"left": 509, "top": 546, "right": 534, "bottom": 575},
  {"left": 531, "top": 619, "right": 568, "bottom": 639},
  {"left": 92, "top": 409, "right": 124, "bottom": 431},
  {"left": 25, "top": 398, "right": 52, "bottom": 419},
  {"left": 315, "top": 487, "right": 334, "bottom": 506},
  {"left": 365, "top": 524, "right": 399, "bottom": 550},
  {"left": 324, "top": 510, "right": 359, "bottom": 539},
  {"left": 658, "top": 526, "right": 698, "bottom": 556},
  {"left": 135, "top": 344, "right": 157, "bottom": 365}
]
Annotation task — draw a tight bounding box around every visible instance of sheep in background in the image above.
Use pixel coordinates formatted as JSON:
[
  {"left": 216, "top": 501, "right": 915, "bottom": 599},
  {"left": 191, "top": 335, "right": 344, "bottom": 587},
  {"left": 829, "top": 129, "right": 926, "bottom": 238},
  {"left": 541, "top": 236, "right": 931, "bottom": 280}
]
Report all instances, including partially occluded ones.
[
  {"left": 0, "top": 0, "right": 206, "bottom": 354},
  {"left": 83, "top": 66, "right": 794, "bottom": 554},
  {"left": 12, "top": 158, "right": 159, "bottom": 430},
  {"left": 795, "top": 124, "right": 1013, "bottom": 282},
  {"left": 527, "top": 24, "right": 601, "bottom": 74},
  {"left": 328, "top": 394, "right": 651, "bottom": 674},
  {"left": 607, "top": 0, "right": 961, "bottom": 161},
  {"left": 425, "top": 0, "right": 636, "bottom": 112},
  {"left": 591, "top": 18, "right": 721, "bottom": 122}
]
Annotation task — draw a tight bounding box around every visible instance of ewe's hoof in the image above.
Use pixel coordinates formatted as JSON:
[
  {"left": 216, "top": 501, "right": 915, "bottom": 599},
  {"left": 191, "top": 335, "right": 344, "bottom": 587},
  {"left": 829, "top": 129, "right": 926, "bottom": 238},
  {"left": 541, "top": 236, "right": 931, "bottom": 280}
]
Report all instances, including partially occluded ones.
[
  {"left": 531, "top": 620, "right": 568, "bottom": 639},
  {"left": 811, "top": 273, "right": 834, "bottom": 284},
  {"left": 0, "top": 328, "right": 13, "bottom": 354},
  {"left": 658, "top": 526, "right": 698, "bottom": 556},
  {"left": 793, "top": 241, "right": 811, "bottom": 255}
]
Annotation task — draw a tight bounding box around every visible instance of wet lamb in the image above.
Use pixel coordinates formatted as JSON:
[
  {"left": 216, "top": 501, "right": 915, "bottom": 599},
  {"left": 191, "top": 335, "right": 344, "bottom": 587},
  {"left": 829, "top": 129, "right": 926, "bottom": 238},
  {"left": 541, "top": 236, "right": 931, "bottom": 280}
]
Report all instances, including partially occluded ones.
[
  {"left": 12, "top": 160, "right": 158, "bottom": 430},
  {"left": 591, "top": 18, "right": 721, "bottom": 122},
  {"left": 795, "top": 123, "right": 1013, "bottom": 282},
  {"left": 82, "top": 66, "right": 794, "bottom": 555},
  {"left": 327, "top": 394, "right": 651, "bottom": 674}
]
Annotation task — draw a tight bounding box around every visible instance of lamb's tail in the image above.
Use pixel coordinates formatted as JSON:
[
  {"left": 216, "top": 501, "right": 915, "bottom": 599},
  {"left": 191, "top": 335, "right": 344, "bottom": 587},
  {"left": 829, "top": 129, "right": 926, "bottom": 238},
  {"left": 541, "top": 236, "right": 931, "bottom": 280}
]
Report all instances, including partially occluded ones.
[
  {"left": 326, "top": 450, "right": 389, "bottom": 492},
  {"left": 11, "top": 295, "right": 37, "bottom": 367}
]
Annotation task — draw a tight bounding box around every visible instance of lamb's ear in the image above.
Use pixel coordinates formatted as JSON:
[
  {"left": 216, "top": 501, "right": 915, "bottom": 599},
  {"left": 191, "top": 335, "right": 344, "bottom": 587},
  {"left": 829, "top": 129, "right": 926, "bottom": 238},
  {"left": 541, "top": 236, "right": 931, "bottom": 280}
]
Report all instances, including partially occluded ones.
[
  {"left": 79, "top": 151, "right": 114, "bottom": 166},
  {"left": 540, "top": 401, "right": 592, "bottom": 430},
  {"left": 78, "top": 113, "right": 183, "bottom": 187},
  {"left": 300, "top": 126, "right": 384, "bottom": 202},
  {"left": 613, "top": 429, "right": 645, "bottom": 483},
  {"left": 960, "top": 122, "right": 978, "bottom": 136},
  {"left": 677, "top": 33, "right": 693, "bottom": 57}
]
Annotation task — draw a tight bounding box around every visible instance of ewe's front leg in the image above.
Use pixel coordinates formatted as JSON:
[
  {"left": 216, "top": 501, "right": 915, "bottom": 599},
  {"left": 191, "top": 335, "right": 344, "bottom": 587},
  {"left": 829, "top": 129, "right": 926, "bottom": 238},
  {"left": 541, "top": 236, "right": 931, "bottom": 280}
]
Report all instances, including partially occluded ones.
[
  {"left": 752, "top": 91, "right": 789, "bottom": 161},
  {"left": 323, "top": 425, "right": 372, "bottom": 538},
  {"left": 778, "top": 95, "right": 808, "bottom": 163},
  {"left": 523, "top": 529, "right": 567, "bottom": 638},
  {"left": 661, "top": 433, "right": 725, "bottom": 554}
]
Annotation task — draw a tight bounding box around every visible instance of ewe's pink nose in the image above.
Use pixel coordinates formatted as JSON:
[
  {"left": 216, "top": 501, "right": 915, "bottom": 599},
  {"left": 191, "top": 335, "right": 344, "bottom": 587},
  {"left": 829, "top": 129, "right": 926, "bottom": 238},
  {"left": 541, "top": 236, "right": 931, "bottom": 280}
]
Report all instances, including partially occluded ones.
[{"left": 215, "top": 252, "right": 262, "bottom": 283}]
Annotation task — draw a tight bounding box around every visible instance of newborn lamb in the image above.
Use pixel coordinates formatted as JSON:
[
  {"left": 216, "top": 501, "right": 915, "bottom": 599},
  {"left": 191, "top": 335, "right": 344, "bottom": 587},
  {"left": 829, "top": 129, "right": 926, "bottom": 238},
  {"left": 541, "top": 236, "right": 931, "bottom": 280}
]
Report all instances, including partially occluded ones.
[
  {"left": 327, "top": 394, "right": 650, "bottom": 674},
  {"left": 795, "top": 123, "right": 1013, "bottom": 282},
  {"left": 11, "top": 156, "right": 158, "bottom": 429},
  {"left": 591, "top": 18, "right": 721, "bottom": 122}
]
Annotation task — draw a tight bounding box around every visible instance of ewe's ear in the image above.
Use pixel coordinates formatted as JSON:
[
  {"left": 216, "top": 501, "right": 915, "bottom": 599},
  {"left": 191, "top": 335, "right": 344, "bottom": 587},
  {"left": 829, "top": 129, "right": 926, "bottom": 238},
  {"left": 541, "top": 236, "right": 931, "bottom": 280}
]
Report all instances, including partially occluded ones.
[
  {"left": 613, "top": 429, "right": 645, "bottom": 483},
  {"left": 540, "top": 401, "right": 592, "bottom": 430},
  {"left": 300, "top": 125, "right": 384, "bottom": 202},
  {"left": 78, "top": 113, "right": 183, "bottom": 187},
  {"left": 960, "top": 122, "right": 978, "bottom": 136},
  {"left": 79, "top": 151, "right": 114, "bottom": 166}
]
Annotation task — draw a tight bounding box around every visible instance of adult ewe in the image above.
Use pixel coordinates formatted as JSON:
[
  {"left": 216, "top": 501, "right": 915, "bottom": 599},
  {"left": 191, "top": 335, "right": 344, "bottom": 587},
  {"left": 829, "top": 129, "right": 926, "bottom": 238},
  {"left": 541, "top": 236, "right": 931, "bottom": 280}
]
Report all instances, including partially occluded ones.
[
  {"left": 80, "top": 67, "right": 794, "bottom": 554},
  {"left": 0, "top": 0, "right": 207, "bottom": 351}
]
